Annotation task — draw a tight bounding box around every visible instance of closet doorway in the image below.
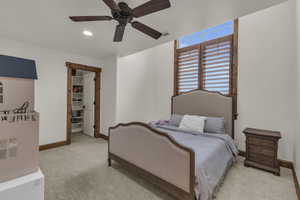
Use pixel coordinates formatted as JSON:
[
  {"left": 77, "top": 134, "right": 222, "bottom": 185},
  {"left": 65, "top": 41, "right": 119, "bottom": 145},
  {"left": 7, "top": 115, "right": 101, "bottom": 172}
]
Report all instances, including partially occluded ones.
[{"left": 66, "top": 62, "right": 102, "bottom": 144}]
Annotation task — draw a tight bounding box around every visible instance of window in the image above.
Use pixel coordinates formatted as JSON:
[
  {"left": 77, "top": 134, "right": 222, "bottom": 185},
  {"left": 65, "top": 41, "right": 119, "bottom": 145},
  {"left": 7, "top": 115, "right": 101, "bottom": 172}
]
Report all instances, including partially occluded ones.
[
  {"left": 174, "top": 20, "right": 238, "bottom": 97},
  {"left": 0, "top": 82, "right": 3, "bottom": 104},
  {"left": 178, "top": 21, "right": 233, "bottom": 48}
]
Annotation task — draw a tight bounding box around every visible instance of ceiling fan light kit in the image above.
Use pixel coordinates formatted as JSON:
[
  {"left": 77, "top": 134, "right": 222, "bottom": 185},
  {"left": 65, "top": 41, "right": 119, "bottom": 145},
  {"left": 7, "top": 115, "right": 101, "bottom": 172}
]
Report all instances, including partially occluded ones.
[{"left": 69, "top": 0, "right": 171, "bottom": 42}]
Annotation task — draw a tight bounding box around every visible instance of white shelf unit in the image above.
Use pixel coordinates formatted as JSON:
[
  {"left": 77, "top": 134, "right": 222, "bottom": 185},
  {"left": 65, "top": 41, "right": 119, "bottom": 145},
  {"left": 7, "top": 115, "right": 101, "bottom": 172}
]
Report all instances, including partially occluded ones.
[
  {"left": 71, "top": 73, "right": 84, "bottom": 133},
  {"left": 72, "top": 76, "right": 83, "bottom": 86}
]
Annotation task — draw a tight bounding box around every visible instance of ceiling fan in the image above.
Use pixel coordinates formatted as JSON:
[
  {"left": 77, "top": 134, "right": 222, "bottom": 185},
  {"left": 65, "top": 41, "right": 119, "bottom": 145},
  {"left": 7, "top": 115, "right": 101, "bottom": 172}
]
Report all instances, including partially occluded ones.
[{"left": 69, "top": 0, "right": 171, "bottom": 42}]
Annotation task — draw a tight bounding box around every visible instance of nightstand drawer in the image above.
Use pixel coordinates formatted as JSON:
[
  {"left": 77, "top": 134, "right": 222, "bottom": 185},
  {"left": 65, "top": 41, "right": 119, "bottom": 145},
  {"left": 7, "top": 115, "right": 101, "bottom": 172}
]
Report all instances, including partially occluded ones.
[
  {"left": 247, "top": 137, "right": 275, "bottom": 148},
  {"left": 248, "top": 152, "right": 274, "bottom": 167},
  {"left": 248, "top": 144, "right": 275, "bottom": 157}
]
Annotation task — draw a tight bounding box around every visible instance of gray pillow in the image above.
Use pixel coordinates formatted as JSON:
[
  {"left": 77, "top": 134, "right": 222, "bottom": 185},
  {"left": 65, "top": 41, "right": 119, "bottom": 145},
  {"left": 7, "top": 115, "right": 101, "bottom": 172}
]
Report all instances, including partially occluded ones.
[
  {"left": 204, "top": 117, "right": 225, "bottom": 134},
  {"left": 169, "top": 114, "right": 183, "bottom": 127}
]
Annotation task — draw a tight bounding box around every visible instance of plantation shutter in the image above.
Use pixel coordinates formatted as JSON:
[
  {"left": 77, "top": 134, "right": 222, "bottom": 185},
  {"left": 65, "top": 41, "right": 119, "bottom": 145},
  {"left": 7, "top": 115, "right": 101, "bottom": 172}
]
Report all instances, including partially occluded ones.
[
  {"left": 175, "top": 45, "right": 200, "bottom": 94},
  {"left": 201, "top": 35, "right": 233, "bottom": 95},
  {"left": 175, "top": 35, "right": 234, "bottom": 96}
]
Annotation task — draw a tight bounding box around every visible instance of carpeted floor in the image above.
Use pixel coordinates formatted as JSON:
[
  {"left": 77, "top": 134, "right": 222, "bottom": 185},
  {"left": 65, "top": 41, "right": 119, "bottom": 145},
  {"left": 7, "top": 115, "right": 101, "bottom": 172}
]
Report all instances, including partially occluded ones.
[{"left": 40, "top": 134, "right": 297, "bottom": 200}]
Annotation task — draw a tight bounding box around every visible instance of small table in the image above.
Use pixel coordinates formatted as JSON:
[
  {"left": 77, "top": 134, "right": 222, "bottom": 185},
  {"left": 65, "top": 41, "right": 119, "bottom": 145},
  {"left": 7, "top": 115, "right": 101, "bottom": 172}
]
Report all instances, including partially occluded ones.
[{"left": 243, "top": 128, "right": 281, "bottom": 176}]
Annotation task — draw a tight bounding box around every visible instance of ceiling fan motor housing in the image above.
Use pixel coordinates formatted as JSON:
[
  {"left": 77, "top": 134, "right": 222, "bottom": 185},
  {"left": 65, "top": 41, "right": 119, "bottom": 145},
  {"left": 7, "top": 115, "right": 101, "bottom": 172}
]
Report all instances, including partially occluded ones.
[{"left": 111, "top": 2, "right": 133, "bottom": 25}]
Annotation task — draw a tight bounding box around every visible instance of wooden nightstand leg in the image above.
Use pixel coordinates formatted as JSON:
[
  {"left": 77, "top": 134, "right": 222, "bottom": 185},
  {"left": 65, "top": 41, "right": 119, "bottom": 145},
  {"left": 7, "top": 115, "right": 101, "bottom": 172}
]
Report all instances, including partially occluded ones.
[{"left": 244, "top": 160, "right": 250, "bottom": 168}]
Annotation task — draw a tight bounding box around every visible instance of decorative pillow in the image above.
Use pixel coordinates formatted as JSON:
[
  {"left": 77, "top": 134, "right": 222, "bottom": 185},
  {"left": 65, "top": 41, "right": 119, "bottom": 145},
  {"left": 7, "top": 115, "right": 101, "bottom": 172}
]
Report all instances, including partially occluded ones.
[
  {"left": 179, "top": 115, "right": 206, "bottom": 133},
  {"left": 204, "top": 117, "right": 226, "bottom": 134},
  {"left": 169, "top": 114, "right": 183, "bottom": 127},
  {"left": 150, "top": 120, "right": 169, "bottom": 127}
]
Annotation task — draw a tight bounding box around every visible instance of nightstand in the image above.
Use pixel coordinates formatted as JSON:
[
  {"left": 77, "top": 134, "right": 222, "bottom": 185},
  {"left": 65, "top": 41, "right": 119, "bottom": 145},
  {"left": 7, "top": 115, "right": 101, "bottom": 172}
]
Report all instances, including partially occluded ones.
[{"left": 243, "top": 128, "right": 281, "bottom": 176}]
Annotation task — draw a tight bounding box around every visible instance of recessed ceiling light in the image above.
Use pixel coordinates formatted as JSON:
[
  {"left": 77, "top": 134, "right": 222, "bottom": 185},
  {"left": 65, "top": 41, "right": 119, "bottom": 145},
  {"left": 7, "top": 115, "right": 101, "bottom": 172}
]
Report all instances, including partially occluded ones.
[{"left": 83, "top": 30, "right": 93, "bottom": 37}]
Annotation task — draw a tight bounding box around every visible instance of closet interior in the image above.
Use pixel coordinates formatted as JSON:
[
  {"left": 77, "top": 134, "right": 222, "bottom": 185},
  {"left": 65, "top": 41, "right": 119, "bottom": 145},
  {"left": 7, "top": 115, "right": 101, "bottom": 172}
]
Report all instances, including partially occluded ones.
[{"left": 71, "top": 69, "right": 95, "bottom": 137}]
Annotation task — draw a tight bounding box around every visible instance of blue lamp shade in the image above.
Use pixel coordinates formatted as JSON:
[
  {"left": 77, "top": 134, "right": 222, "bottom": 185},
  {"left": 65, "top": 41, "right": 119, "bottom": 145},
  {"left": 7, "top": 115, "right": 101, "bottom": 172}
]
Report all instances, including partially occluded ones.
[{"left": 0, "top": 55, "right": 38, "bottom": 80}]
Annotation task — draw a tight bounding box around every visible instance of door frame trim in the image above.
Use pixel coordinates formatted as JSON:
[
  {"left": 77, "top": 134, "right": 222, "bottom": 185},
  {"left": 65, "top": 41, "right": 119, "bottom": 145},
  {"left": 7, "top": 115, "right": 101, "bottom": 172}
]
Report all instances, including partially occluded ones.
[{"left": 66, "top": 62, "right": 102, "bottom": 145}]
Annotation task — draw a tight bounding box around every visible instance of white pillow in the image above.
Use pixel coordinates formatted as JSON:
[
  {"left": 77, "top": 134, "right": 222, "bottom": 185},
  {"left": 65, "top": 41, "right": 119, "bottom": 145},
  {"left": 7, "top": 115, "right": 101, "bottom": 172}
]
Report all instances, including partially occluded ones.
[{"left": 179, "top": 115, "right": 206, "bottom": 133}]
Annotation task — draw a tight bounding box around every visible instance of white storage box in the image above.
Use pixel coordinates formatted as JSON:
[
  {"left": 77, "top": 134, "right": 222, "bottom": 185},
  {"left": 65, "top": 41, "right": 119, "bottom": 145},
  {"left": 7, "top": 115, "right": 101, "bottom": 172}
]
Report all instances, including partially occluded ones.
[{"left": 0, "top": 169, "right": 44, "bottom": 200}]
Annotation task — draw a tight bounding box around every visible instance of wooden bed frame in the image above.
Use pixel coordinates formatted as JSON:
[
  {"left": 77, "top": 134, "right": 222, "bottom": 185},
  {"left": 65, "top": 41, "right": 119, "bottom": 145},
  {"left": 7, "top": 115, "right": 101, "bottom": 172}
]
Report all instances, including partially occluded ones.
[{"left": 108, "top": 90, "right": 234, "bottom": 200}]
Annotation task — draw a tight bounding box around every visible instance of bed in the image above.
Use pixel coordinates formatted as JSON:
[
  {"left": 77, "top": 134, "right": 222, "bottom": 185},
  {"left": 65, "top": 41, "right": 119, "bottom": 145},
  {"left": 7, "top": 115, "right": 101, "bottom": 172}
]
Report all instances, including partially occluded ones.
[{"left": 108, "top": 90, "right": 238, "bottom": 200}]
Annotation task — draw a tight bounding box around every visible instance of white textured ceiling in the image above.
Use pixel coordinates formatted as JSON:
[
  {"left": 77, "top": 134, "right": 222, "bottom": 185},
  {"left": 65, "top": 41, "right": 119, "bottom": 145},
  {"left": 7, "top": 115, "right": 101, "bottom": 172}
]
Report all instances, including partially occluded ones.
[{"left": 0, "top": 0, "right": 286, "bottom": 59}]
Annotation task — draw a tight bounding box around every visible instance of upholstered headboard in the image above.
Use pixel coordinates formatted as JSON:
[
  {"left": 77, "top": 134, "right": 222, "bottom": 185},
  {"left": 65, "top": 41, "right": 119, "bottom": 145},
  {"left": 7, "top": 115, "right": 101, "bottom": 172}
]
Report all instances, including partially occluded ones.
[{"left": 172, "top": 90, "right": 234, "bottom": 138}]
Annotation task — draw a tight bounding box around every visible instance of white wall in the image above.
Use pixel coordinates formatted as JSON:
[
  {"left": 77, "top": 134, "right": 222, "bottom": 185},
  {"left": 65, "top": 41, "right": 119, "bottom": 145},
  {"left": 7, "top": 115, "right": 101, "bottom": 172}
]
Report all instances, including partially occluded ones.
[
  {"left": 101, "top": 57, "right": 117, "bottom": 135},
  {"left": 237, "top": 0, "right": 297, "bottom": 161},
  {"left": 0, "top": 37, "right": 117, "bottom": 145},
  {"left": 116, "top": 42, "right": 174, "bottom": 123},
  {"left": 295, "top": 0, "right": 300, "bottom": 181},
  {"left": 116, "top": 0, "right": 297, "bottom": 161}
]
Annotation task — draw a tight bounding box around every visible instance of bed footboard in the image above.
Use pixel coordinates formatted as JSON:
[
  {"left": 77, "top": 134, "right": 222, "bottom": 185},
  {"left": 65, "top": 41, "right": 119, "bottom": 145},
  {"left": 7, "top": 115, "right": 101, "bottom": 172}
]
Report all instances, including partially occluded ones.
[{"left": 108, "top": 122, "right": 195, "bottom": 200}]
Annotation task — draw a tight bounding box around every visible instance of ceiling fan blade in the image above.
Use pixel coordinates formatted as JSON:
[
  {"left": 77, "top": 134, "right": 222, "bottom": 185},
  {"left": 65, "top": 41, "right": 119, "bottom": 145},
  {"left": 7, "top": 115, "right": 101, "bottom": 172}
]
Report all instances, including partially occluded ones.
[
  {"left": 114, "top": 25, "right": 126, "bottom": 42},
  {"left": 131, "top": 21, "right": 162, "bottom": 39},
  {"left": 102, "top": 0, "right": 120, "bottom": 11},
  {"left": 132, "top": 0, "right": 171, "bottom": 18},
  {"left": 69, "top": 16, "right": 113, "bottom": 22}
]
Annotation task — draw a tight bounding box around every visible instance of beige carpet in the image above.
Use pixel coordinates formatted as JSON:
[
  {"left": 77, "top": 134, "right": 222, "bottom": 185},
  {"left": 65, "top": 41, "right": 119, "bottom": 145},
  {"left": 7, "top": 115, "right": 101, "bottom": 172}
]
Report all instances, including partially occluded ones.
[{"left": 40, "top": 134, "right": 297, "bottom": 200}]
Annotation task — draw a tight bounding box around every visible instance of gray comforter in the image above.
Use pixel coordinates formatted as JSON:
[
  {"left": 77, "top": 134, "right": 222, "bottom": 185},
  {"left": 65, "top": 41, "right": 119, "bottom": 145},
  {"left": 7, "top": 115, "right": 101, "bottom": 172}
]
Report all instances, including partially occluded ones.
[{"left": 152, "top": 124, "right": 238, "bottom": 200}]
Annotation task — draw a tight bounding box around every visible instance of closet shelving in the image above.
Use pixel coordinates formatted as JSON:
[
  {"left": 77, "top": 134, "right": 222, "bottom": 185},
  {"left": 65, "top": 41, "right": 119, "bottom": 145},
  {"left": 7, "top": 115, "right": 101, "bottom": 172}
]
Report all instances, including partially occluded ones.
[{"left": 71, "top": 73, "right": 84, "bottom": 133}]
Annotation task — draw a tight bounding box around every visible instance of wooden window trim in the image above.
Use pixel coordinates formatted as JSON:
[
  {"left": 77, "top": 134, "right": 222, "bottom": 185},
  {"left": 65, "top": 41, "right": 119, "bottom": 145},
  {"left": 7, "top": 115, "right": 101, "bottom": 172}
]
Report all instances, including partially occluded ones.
[
  {"left": 232, "top": 19, "right": 239, "bottom": 119},
  {"left": 173, "top": 40, "right": 178, "bottom": 96},
  {"left": 174, "top": 19, "right": 238, "bottom": 118},
  {"left": 0, "top": 82, "right": 3, "bottom": 104}
]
